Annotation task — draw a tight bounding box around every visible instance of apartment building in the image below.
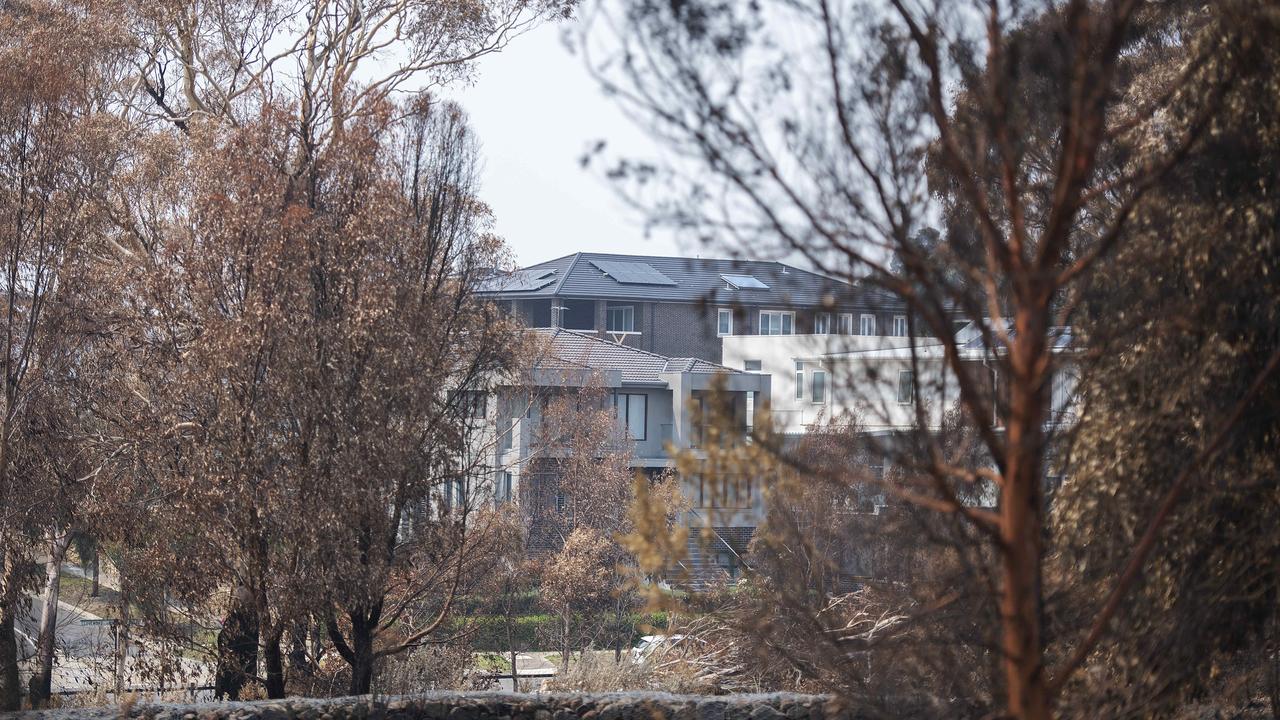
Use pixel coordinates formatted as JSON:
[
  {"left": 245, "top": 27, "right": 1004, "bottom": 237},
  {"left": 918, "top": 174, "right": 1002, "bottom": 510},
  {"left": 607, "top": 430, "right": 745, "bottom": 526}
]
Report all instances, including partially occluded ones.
[
  {"left": 473, "top": 254, "right": 1057, "bottom": 583},
  {"left": 477, "top": 252, "right": 909, "bottom": 364}
]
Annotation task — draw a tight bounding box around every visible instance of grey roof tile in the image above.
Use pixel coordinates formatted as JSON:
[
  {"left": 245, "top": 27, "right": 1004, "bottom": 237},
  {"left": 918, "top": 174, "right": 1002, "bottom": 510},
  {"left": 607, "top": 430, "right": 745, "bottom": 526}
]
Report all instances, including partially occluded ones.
[
  {"left": 478, "top": 252, "right": 901, "bottom": 310},
  {"left": 531, "top": 328, "right": 744, "bottom": 385}
]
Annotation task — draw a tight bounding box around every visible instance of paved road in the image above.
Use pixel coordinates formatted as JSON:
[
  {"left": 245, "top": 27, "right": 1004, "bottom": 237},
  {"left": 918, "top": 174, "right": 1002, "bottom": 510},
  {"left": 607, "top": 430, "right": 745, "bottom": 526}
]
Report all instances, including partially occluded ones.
[
  {"left": 14, "top": 591, "right": 212, "bottom": 696},
  {"left": 14, "top": 596, "right": 115, "bottom": 661}
]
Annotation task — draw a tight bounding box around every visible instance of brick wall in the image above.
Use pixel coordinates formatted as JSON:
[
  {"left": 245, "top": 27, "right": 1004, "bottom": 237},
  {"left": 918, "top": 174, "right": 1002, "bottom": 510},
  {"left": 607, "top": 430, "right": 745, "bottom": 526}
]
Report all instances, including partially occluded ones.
[{"left": 650, "top": 303, "right": 722, "bottom": 363}]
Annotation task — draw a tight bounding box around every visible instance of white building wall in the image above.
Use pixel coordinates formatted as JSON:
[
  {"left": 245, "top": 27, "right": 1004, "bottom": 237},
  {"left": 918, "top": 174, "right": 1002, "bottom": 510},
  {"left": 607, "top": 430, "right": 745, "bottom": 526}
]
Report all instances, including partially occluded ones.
[
  {"left": 724, "top": 333, "right": 1078, "bottom": 436},
  {"left": 723, "top": 334, "right": 946, "bottom": 434}
]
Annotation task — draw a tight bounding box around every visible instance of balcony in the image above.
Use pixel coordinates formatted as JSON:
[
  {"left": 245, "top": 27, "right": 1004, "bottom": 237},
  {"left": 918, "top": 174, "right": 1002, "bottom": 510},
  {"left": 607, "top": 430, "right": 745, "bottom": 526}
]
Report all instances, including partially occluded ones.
[{"left": 691, "top": 424, "right": 752, "bottom": 450}]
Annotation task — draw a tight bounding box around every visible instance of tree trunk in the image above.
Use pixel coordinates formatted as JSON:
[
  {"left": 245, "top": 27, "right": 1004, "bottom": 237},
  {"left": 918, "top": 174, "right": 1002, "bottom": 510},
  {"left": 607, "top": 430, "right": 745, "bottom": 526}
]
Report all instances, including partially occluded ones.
[
  {"left": 347, "top": 616, "right": 375, "bottom": 696},
  {"left": 0, "top": 602, "right": 20, "bottom": 711},
  {"left": 31, "top": 531, "right": 70, "bottom": 707},
  {"left": 214, "top": 586, "right": 258, "bottom": 701},
  {"left": 115, "top": 581, "right": 129, "bottom": 696},
  {"left": 288, "top": 620, "right": 314, "bottom": 678},
  {"left": 1268, "top": 591, "right": 1279, "bottom": 720},
  {"left": 263, "top": 630, "right": 285, "bottom": 699},
  {"left": 560, "top": 614, "right": 571, "bottom": 673},
  {"left": 89, "top": 553, "right": 98, "bottom": 598},
  {"left": 509, "top": 647, "right": 519, "bottom": 692},
  {"left": 998, "top": 308, "right": 1052, "bottom": 720},
  {"left": 613, "top": 598, "right": 625, "bottom": 663}
]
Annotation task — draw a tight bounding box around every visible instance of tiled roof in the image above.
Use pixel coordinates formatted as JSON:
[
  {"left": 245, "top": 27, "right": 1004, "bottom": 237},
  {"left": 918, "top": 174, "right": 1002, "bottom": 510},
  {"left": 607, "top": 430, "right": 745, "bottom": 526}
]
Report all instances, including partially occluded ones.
[
  {"left": 531, "top": 328, "right": 743, "bottom": 385},
  {"left": 477, "top": 252, "right": 900, "bottom": 310}
]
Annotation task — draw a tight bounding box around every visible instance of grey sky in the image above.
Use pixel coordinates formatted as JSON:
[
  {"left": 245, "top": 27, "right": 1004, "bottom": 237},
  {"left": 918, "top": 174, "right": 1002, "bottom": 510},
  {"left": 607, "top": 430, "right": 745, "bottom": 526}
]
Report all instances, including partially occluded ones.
[{"left": 444, "top": 19, "right": 682, "bottom": 268}]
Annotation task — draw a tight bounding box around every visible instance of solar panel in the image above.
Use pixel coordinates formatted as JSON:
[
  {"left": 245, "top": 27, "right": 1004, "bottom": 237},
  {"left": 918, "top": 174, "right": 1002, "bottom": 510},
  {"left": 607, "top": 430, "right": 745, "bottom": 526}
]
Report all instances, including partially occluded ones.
[
  {"left": 588, "top": 260, "right": 677, "bottom": 286},
  {"left": 721, "top": 273, "right": 770, "bottom": 290},
  {"left": 479, "top": 268, "right": 557, "bottom": 292}
]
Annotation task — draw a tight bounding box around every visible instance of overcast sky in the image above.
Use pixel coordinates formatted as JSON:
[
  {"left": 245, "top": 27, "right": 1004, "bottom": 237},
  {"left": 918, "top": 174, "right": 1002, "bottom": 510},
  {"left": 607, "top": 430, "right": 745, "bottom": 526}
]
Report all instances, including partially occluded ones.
[{"left": 442, "top": 18, "right": 683, "bottom": 268}]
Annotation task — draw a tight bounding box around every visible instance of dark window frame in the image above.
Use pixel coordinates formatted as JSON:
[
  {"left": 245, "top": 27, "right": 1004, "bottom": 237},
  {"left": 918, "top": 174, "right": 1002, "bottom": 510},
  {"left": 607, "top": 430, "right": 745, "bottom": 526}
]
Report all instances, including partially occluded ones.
[
  {"left": 612, "top": 392, "right": 648, "bottom": 441},
  {"left": 897, "top": 370, "right": 915, "bottom": 404}
]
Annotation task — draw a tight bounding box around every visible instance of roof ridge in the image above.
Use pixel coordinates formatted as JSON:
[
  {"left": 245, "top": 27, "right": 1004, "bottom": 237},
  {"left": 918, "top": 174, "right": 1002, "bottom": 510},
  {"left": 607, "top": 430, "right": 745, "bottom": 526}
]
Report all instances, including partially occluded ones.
[
  {"left": 549, "top": 252, "right": 582, "bottom": 295},
  {"left": 556, "top": 251, "right": 809, "bottom": 271},
  {"left": 533, "top": 251, "right": 861, "bottom": 290},
  {"left": 553, "top": 327, "right": 686, "bottom": 363},
  {"left": 555, "top": 329, "right": 747, "bottom": 372},
  {"left": 669, "top": 355, "right": 742, "bottom": 373}
]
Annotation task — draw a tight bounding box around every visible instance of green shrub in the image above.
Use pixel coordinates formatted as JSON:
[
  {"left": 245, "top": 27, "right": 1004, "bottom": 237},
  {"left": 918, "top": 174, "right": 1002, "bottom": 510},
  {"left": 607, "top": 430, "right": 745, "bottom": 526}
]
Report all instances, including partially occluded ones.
[{"left": 452, "top": 612, "right": 669, "bottom": 652}]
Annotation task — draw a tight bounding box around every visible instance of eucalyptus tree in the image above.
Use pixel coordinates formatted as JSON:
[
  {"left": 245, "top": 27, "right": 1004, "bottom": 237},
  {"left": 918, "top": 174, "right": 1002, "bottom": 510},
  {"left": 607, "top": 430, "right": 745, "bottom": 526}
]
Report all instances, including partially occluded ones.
[
  {"left": 585, "top": 1, "right": 1277, "bottom": 717},
  {"left": 120, "top": 0, "right": 577, "bottom": 154},
  {"left": 0, "top": 2, "right": 127, "bottom": 708}
]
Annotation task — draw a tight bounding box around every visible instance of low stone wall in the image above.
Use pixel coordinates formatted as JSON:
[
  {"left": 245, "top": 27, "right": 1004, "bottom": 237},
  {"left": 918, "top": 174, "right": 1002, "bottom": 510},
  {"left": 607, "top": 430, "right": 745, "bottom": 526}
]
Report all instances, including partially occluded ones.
[{"left": 12, "top": 692, "right": 863, "bottom": 720}]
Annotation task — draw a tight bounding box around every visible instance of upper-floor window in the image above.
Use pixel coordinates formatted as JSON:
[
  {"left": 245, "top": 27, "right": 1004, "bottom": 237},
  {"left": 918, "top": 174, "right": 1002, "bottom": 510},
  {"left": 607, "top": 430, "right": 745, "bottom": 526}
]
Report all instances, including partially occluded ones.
[
  {"left": 559, "top": 299, "right": 595, "bottom": 330},
  {"left": 760, "top": 310, "right": 794, "bottom": 335},
  {"left": 744, "top": 359, "right": 762, "bottom": 371},
  {"left": 607, "top": 305, "right": 635, "bottom": 332},
  {"left": 892, "top": 315, "right": 908, "bottom": 337},
  {"left": 498, "top": 416, "right": 515, "bottom": 452},
  {"left": 897, "top": 370, "right": 915, "bottom": 404},
  {"left": 838, "top": 313, "right": 854, "bottom": 335},
  {"left": 814, "top": 312, "right": 832, "bottom": 334},
  {"left": 794, "top": 360, "right": 804, "bottom": 400},
  {"left": 812, "top": 369, "right": 827, "bottom": 403},
  {"left": 860, "top": 313, "right": 877, "bottom": 336},
  {"left": 444, "top": 478, "right": 467, "bottom": 513},
  {"left": 613, "top": 392, "right": 648, "bottom": 440},
  {"left": 717, "top": 308, "right": 733, "bottom": 336},
  {"left": 458, "top": 390, "right": 487, "bottom": 419},
  {"left": 495, "top": 471, "right": 513, "bottom": 506}
]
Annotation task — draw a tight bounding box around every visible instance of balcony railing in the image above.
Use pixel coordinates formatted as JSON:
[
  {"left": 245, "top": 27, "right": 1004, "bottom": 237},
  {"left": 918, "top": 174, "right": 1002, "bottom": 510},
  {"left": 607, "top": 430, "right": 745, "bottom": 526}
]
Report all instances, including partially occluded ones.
[{"left": 691, "top": 424, "right": 752, "bottom": 450}]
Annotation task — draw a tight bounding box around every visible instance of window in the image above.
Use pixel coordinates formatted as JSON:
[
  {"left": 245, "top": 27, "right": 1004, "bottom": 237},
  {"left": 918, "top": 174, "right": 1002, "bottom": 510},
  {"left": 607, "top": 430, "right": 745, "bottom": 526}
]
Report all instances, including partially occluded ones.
[
  {"left": 838, "top": 313, "right": 854, "bottom": 334},
  {"left": 607, "top": 305, "right": 635, "bottom": 332},
  {"left": 812, "top": 369, "right": 827, "bottom": 403},
  {"left": 759, "top": 310, "right": 794, "bottom": 335},
  {"left": 897, "top": 371, "right": 915, "bottom": 404},
  {"left": 613, "top": 392, "right": 648, "bottom": 440},
  {"left": 498, "top": 416, "right": 514, "bottom": 452},
  {"left": 445, "top": 478, "right": 466, "bottom": 512},
  {"left": 860, "top": 313, "right": 877, "bottom": 336},
  {"left": 559, "top": 300, "right": 595, "bottom": 330},
  {"left": 893, "top": 315, "right": 908, "bottom": 337},
  {"left": 744, "top": 359, "right": 762, "bottom": 371},
  {"left": 496, "top": 472, "right": 513, "bottom": 505},
  {"left": 794, "top": 361, "right": 805, "bottom": 400},
  {"left": 814, "top": 312, "right": 831, "bottom": 334},
  {"left": 717, "top": 308, "right": 733, "bottom": 336},
  {"left": 458, "top": 390, "right": 486, "bottom": 419}
]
